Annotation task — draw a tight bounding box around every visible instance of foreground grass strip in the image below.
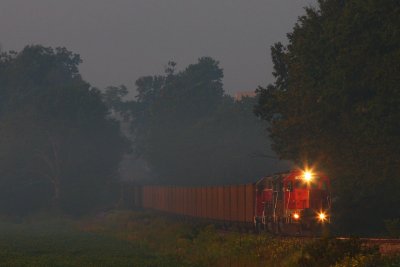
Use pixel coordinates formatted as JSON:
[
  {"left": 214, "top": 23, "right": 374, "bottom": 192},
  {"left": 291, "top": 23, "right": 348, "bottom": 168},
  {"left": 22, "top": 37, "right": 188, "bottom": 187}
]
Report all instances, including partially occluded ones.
[
  {"left": 0, "top": 211, "right": 399, "bottom": 267},
  {"left": 0, "top": 220, "right": 172, "bottom": 267}
]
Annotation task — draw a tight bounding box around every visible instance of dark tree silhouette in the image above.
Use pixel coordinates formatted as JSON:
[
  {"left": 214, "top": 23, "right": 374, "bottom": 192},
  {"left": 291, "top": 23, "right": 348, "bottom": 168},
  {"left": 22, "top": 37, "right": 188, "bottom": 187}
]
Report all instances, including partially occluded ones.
[
  {"left": 255, "top": 0, "right": 400, "bottom": 233},
  {"left": 0, "top": 45, "right": 128, "bottom": 215}
]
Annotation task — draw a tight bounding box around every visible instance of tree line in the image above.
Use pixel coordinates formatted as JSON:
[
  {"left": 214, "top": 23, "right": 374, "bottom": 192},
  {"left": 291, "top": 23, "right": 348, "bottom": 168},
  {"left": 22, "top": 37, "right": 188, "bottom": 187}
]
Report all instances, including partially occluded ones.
[
  {"left": 104, "top": 59, "right": 287, "bottom": 186},
  {"left": 0, "top": 47, "right": 285, "bottom": 216},
  {"left": 255, "top": 0, "right": 400, "bottom": 233},
  {"left": 0, "top": 46, "right": 128, "bottom": 215}
]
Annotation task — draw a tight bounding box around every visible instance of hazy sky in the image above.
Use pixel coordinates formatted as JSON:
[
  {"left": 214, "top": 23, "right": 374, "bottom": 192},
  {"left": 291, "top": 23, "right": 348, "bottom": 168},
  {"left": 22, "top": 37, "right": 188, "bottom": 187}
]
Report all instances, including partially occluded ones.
[{"left": 0, "top": 0, "right": 316, "bottom": 95}]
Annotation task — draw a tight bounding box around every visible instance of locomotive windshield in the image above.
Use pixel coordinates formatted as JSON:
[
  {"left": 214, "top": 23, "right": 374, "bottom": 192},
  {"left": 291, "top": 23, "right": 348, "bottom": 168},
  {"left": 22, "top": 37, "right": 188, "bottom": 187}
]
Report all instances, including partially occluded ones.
[{"left": 293, "top": 175, "right": 328, "bottom": 190}]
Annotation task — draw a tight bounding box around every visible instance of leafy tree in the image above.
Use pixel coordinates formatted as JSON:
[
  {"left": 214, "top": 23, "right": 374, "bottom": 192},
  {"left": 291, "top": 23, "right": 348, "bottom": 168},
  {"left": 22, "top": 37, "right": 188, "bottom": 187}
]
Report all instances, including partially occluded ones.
[
  {"left": 0, "top": 45, "right": 128, "bottom": 215},
  {"left": 112, "top": 58, "right": 287, "bottom": 185},
  {"left": 102, "top": 85, "right": 129, "bottom": 114},
  {"left": 255, "top": 0, "right": 400, "bottom": 233}
]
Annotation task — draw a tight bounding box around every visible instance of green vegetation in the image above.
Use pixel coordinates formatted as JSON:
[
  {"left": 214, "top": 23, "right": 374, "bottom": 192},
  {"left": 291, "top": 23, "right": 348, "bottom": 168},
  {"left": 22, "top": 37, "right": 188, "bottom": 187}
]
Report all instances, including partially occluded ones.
[
  {"left": 0, "top": 46, "right": 128, "bottom": 216},
  {"left": 255, "top": 0, "right": 400, "bottom": 234},
  {"left": 80, "top": 210, "right": 305, "bottom": 266},
  {"left": 0, "top": 221, "right": 151, "bottom": 267},
  {"left": 104, "top": 59, "right": 287, "bottom": 186},
  {"left": 1, "top": 211, "right": 397, "bottom": 267}
]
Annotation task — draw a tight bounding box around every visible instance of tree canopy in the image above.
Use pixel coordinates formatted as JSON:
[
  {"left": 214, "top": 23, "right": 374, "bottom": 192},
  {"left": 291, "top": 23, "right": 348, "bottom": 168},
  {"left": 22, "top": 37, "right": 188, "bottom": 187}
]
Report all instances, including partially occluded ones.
[
  {"left": 0, "top": 45, "right": 128, "bottom": 215},
  {"left": 105, "top": 58, "right": 287, "bottom": 185},
  {"left": 255, "top": 0, "right": 400, "bottom": 233}
]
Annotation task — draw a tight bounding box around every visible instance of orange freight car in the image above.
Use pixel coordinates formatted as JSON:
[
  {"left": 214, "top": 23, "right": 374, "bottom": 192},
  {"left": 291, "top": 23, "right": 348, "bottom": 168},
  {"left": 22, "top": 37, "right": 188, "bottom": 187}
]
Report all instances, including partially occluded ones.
[
  {"left": 131, "top": 168, "right": 331, "bottom": 235},
  {"left": 140, "top": 183, "right": 256, "bottom": 225}
]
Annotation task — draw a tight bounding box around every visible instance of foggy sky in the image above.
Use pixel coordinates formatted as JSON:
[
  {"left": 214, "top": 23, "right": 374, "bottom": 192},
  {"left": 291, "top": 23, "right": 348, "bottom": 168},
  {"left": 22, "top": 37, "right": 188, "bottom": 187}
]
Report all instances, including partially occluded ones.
[{"left": 0, "top": 0, "right": 315, "bottom": 95}]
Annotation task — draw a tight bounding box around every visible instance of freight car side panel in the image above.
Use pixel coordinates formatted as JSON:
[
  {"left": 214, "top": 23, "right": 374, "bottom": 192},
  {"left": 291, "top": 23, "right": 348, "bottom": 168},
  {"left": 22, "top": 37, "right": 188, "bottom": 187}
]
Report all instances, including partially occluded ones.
[
  {"left": 193, "top": 187, "right": 197, "bottom": 217},
  {"left": 173, "top": 187, "right": 177, "bottom": 213},
  {"left": 205, "top": 187, "right": 211, "bottom": 219},
  {"left": 154, "top": 187, "right": 157, "bottom": 209},
  {"left": 185, "top": 188, "right": 190, "bottom": 216},
  {"left": 237, "top": 185, "right": 246, "bottom": 222},
  {"left": 191, "top": 188, "right": 195, "bottom": 217},
  {"left": 152, "top": 187, "right": 156, "bottom": 210},
  {"left": 181, "top": 187, "right": 186, "bottom": 214},
  {"left": 177, "top": 187, "right": 182, "bottom": 214},
  {"left": 217, "top": 187, "right": 224, "bottom": 221},
  {"left": 195, "top": 188, "right": 201, "bottom": 217},
  {"left": 173, "top": 187, "right": 177, "bottom": 214},
  {"left": 230, "top": 186, "right": 238, "bottom": 222},
  {"left": 196, "top": 188, "right": 202, "bottom": 218},
  {"left": 211, "top": 187, "right": 218, "bottom": 220},
  {"left": 223, "top": 186, "right": 231, "bottom": 222},
  {"left": 168, "top": 187, "right": 173, "bottom": 213},
  {"left": 199, "top": 187, "right": 204, "bottom": 218},
  {"left": 151, "top": 187, "right": 155, "bottom": 209},
  {"left": 209, "top": 187, "right": 215, "bottom": 220},
  {"left": 178, "top": 187, "right": 183, "bottom": 214},
  {"left": 174, "top": 187, "right": 178, "bottom": 214},
  {"left": 245, "top": 184, "right": 255, "bottom": 222},
  {"left": 160, "top": 187, "right": 165, "bottom": 211},
  {"left": 166, "top": 187, "right": 171, "bottom": 213},
  {"left": 183, "top": 188, "right": 187, "bottom": 216},
  {"left": 187, "top": 188, "right": 192, "bottom": 216},
  {"left": 142, "top": 184, "right": 255, "bottom": 223},
  {"left": 157, "top": 187, "right": 161, "bottom": 211},
  {"left": 161, "top": 187, "right": 165, "bottom": 212}
]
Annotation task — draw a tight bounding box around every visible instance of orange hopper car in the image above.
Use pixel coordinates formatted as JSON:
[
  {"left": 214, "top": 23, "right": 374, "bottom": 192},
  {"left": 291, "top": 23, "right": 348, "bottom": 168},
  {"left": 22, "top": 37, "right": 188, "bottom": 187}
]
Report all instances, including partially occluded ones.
[{"left": 133, "top": 169, "right": 331, "bottom": 234}]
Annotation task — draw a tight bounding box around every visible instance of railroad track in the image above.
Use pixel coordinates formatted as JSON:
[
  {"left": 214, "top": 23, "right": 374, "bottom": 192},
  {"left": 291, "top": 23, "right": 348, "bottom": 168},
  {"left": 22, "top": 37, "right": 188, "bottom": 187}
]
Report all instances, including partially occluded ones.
[
  {"left": 283, "top": 236, "right": 400, "bottom": 255},
  {"left": 338, "top": 237, "right": 400, "bottom": 255},
  {"left": 218, "top": 229, "right": 400, "bottom": 255},
  {"left": 150, "top": 211, "right": 400, "bottom": 255}
]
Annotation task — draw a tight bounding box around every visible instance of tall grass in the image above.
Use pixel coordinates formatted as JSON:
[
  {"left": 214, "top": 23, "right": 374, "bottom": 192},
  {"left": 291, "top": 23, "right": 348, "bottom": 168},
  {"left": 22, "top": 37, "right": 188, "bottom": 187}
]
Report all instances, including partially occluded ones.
[{"left": 0, "top": 210, "right": 398, "bottom": 266}]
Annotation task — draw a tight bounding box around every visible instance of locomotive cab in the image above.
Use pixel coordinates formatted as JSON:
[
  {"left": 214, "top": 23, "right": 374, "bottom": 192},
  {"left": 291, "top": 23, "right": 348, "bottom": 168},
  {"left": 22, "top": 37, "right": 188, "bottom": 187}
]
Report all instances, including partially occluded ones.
[
  {"left": 255, "top": 169, "right": 331, "bottom": 234},
  {"left": 283, "top": 170, "right": 331, "bottom": 225}
]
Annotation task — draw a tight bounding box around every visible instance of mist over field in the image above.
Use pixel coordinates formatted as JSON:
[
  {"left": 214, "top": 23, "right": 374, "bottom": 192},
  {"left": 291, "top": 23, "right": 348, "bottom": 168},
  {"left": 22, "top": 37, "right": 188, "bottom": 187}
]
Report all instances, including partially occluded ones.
[{"left": 0, "top": 0, "right": 399, "bottom": 266}]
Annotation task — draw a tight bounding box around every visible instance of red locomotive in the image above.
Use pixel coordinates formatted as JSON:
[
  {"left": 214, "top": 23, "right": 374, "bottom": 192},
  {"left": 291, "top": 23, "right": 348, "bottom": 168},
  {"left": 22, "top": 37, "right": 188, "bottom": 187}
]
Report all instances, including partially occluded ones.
[
  {"left": 255, "top": 169, "right": 331, "bottom": 234},
  {"left": 133, "top": 168, "right": 331, "bottom": 235}
]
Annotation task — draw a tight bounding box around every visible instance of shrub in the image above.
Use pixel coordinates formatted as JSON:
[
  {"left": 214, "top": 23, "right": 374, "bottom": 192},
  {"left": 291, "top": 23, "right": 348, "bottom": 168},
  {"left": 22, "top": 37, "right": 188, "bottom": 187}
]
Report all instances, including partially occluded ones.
[{"left": 296, "top": 238, "right": 378, "bottom": 267}]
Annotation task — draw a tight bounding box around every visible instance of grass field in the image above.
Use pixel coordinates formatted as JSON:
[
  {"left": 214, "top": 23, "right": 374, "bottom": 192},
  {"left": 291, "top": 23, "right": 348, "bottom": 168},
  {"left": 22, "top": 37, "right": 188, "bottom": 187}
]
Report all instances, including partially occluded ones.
[
  {"left": 0, "top": 218, "right": 163, "bottom": 267},
  {"left": 0, "top": 210, "right": 399, "bottom": 267}
]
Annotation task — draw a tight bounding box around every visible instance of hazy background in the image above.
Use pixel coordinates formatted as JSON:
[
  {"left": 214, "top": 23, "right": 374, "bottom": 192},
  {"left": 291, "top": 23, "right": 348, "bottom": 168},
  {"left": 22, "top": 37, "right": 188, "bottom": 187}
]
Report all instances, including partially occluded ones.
[{"left": 0, "top": 0, "right": 315, "bottom": 94}]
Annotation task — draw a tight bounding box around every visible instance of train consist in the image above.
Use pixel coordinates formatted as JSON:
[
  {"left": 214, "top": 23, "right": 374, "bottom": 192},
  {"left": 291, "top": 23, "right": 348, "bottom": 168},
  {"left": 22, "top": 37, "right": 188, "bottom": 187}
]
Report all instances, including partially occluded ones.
[{"left": 132, "top": 168, "right": 331, "bottom": 234}]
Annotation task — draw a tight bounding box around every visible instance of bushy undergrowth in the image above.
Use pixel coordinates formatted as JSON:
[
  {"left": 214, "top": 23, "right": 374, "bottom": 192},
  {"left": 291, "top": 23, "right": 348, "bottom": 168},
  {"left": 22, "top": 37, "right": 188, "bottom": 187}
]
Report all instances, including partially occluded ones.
[
  {"left": 77, "top": 210, "right": 400, "bottom": 267},
  {"left": 292, "top": 238, "right": 375, "bottom": 267},
  {"left": 0, "top": 210, "right": 399, "bottom": 266},
  {"left": 334, "top": 254, "right": 400, "bottom": 267},
  {"left": 79, "top": 210, "right": 307, "bottom": 266}
]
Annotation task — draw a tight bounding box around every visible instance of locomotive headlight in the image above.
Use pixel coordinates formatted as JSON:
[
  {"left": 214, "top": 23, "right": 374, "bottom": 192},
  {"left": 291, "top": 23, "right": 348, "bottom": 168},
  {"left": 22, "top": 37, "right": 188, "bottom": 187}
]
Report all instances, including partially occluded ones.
[
  {"left": 303, "top": 171, "right": 313, "bottom": 182},
  {"left": 318, "top": 212, "right": 327, "bottom": 222},
  {"left": 293, "top": 212, "right": 300, "bottom": 220},
  {"left": 303, "top": 170, "right": 313, "bottom": 183}
]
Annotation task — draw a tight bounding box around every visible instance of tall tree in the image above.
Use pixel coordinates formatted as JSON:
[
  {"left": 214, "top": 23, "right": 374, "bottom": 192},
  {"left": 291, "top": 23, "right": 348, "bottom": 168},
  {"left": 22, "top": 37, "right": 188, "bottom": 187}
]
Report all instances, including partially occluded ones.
[
  {"left": 111, "top": 58, "right": 287, "bottom": 185},
  {"left": 255, "top": 0, "right": 400, "bottom": 233},
  {"left": 0, "top": 45, "right": 128, "bottom": 215}
]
